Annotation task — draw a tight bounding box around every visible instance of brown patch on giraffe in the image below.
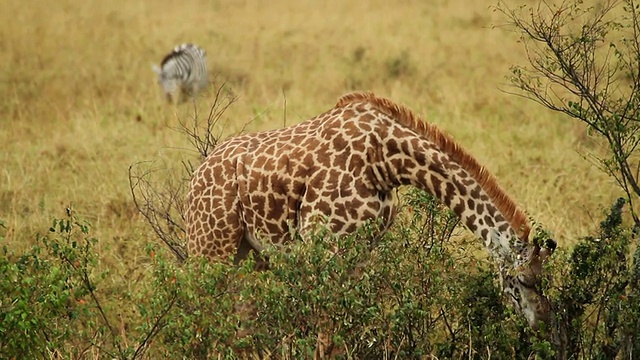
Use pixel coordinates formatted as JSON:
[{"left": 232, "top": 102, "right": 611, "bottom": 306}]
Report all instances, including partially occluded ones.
[
  {"left": 267, "top": 196, "right": 286, "bottom": 220},
  {"left": 333, "top": 151, "right": 350, "bottom": 168},
  {"left": 202, "top": 167, "right": 213, "bottom": 181},
  {"left": 335, "top": 92, "right": 532, "bottom": 241},
  {"left": 332, "top": 133, "right": 349, "bottom": 149},
  {"left": 317, "top": 149, "right": 332, "bottom": 168},
  {"left": 454, "top": 179, "right": 468, "bottom": 197},
  {"left": 348, "top": 198, "right": 364, "bottom": 218},
  {"left": 403, "top": 159, "right": 417, "bottom": 171},
  {"left": 485, "top": 216, "right": 495, "bottom": 227},
  {"left": 428, "top": 162, "right": 448, "bottom": 179},
  {"left": 309, "top": 168, "right": 328, "bottom": 185},
  {"left": 430, "top": 175, "right": 443, "bottom": 199},
  {"left": 443, "top": 182, "right": 456, "bottom": 206},
  {"left": 344, "top": 223, "right": 358, "bottom": 233},
  {"left": 269, "top": 174, "right": 286, "bottom": 193},
  {"left": 317, "top": 199, "right": 333, "bottom": 214},
  {"left": 342, "top": 109, "right": 356, "bottom": 118},
  {"left": 345, "top": 121, "right": 368, "bottom": 138},
  {"left": 389, "top": 159, "right": 404, "bottom": 175},
  {"left": 362, "top": 209, "right": 377, "bottom": 219},
  {"left": 251, "top": 194, "right": 266, "bottom": 210},
  {"left": 453, "top": 200, "right": 465, "bottom": 216},
  {"left": 321, "top": 125, "right": 340, "bottom": 141},
  {"left": 213, "top": 207, "right": 226, "bottom": 221},
  {"left": 467, "top": 214, "right": 478, "bottom": 232},
  {"left": 415, "top": 169, "right": 428, "bottom": 182},
  {"left": 351, "top": 139, "right": 366, "bottom": 153},
  {"left": 401, "top": 141, "right": 417, "bottom": 162},
  {"left": 386, "top": 138, "right": 402, "bottom": 155},
  {"left": 338, "top": 182, "right": 354, "bottom": 197},
  {"left": 470, "top": 186, "right": 482, "bottom": 202},
  {"left": 332, "top": 218, "right": 346, "bottom": 232},
  {"left": 305, "top": 187, "right": 319, "bottom": 203},
  {"left": 460, "top": 177, "right": 475, "bottom": 186},
  {"left": 392, "top": 125, "right": 408, "bottom": 139},
  {"left": 466, "top": 198, "right": 475, "bottom": 211},
  {"left": 266, "top": 221, "right": 281, "bottom": 234},
  {"left": 346, "top": 156, "right": 363, "bottom": 174}
]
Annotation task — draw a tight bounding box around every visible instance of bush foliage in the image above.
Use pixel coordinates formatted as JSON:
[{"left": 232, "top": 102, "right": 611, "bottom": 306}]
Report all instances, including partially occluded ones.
[{"left": 1, "top": 190, "right": 639, "bottom": 359}]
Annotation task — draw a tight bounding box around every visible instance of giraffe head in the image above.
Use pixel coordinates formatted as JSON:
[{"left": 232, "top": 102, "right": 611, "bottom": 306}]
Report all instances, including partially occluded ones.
[{"left": 497, "top": 228, "right": 557, "bottom": 331}]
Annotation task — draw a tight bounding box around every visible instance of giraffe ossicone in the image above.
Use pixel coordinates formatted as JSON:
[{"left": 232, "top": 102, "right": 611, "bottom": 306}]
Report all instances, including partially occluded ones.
[{"left": 186, "top": 91, "right": 556, "bottom": 330}]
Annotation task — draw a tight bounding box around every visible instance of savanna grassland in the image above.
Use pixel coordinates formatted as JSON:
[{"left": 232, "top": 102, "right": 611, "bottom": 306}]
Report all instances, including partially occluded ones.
[
  {"left": 0, "top": 0, "right": 615, "bottom": 258},
  {"left": 0, "top": 0, "right": 631, "bottom": 357}
]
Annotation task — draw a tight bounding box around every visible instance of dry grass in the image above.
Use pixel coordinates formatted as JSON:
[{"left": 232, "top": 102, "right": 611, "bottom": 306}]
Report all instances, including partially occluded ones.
[{"left": 0, "top": 0, "right": 618, "bottom": 276}]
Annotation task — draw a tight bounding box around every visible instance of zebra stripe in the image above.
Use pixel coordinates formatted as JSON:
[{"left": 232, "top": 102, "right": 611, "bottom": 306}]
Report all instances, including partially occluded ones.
[{"left": 152, "top": 43, "right": 209, "bottom": 103}]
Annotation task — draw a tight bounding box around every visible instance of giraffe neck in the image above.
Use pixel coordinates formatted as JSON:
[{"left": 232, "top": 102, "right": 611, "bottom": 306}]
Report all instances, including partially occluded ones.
[
  {"left": 334, "top": 92, "right": 551, "bottom": 331},
  {"left": 414, "top": 158, "right": 519, "bottom": 263},
  {"left": 372, "top": 125, "right": 529, "bottom": 263},
  {"left": 338, "top": 93, "right": 532, "bottom": 250}
]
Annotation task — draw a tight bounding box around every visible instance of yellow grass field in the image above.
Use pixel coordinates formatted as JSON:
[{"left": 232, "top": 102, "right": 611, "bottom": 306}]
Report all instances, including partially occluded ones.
[{"left": 0, "top": 0, "right": 617, "bottom": 276}]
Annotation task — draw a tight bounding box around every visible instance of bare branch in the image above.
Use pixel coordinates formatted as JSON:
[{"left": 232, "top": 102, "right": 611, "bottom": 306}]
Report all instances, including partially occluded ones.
[
  {"left": 129, "top": 82, "right": 240, "bottom": 263},
  {"left": 129, "top": 161, "right": 188, "bottom": 263},
  {"left": 174, "top": 83, "right": 239, "bottom": 161}
]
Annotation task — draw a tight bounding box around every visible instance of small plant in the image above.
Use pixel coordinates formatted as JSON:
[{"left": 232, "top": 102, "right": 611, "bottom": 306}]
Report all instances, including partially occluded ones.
[
  {"left": 142, "top": 247, "right": 249, "bottom": 359},
  {"left": 0, "top": 211, "right": 175, "bottom": 359},
  {"left": 217, "top": 189, "right": 541, "bottom": 359},
  {"left": 0, "top": 212, "right": 109, "bottom": 358}
]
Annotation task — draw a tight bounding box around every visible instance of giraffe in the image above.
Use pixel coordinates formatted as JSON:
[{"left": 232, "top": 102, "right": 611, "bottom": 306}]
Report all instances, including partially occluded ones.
[{"left": 186, "top": 91, "right": 556, "bottom": 332}]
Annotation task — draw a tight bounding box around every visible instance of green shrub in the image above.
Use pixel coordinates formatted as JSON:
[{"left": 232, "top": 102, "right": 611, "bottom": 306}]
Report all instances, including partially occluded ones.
[
  {"left": 0, "top": 216, "right": 110, "bottom": 359},
  {"left": 2, "top": 191, "right": 639, "bottom": 359},
  {"left": 142, "top": 247, "right": 252, "bottom": 359}
]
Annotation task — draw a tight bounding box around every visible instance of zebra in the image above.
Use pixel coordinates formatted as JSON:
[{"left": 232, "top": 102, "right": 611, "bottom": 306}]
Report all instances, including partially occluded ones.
[{"left": 152, "top": 43, "right": 209, "bottom": 103}]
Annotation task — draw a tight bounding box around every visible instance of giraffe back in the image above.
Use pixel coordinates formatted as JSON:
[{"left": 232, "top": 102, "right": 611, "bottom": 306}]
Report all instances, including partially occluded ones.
[{"left": 187, "top": 97, "right": 397, "bottom": 260}]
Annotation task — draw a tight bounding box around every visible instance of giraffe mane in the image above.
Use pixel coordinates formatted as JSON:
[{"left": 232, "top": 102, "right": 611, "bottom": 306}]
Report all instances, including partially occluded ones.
[{"left": 335, "top": 92, "right": 532, "bottom": 241}]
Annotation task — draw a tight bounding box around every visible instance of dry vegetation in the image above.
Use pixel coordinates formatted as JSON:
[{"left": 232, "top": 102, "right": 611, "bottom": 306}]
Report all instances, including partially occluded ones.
[{"left": 0, "top": 0, "right": 618, "bottom": 293}]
